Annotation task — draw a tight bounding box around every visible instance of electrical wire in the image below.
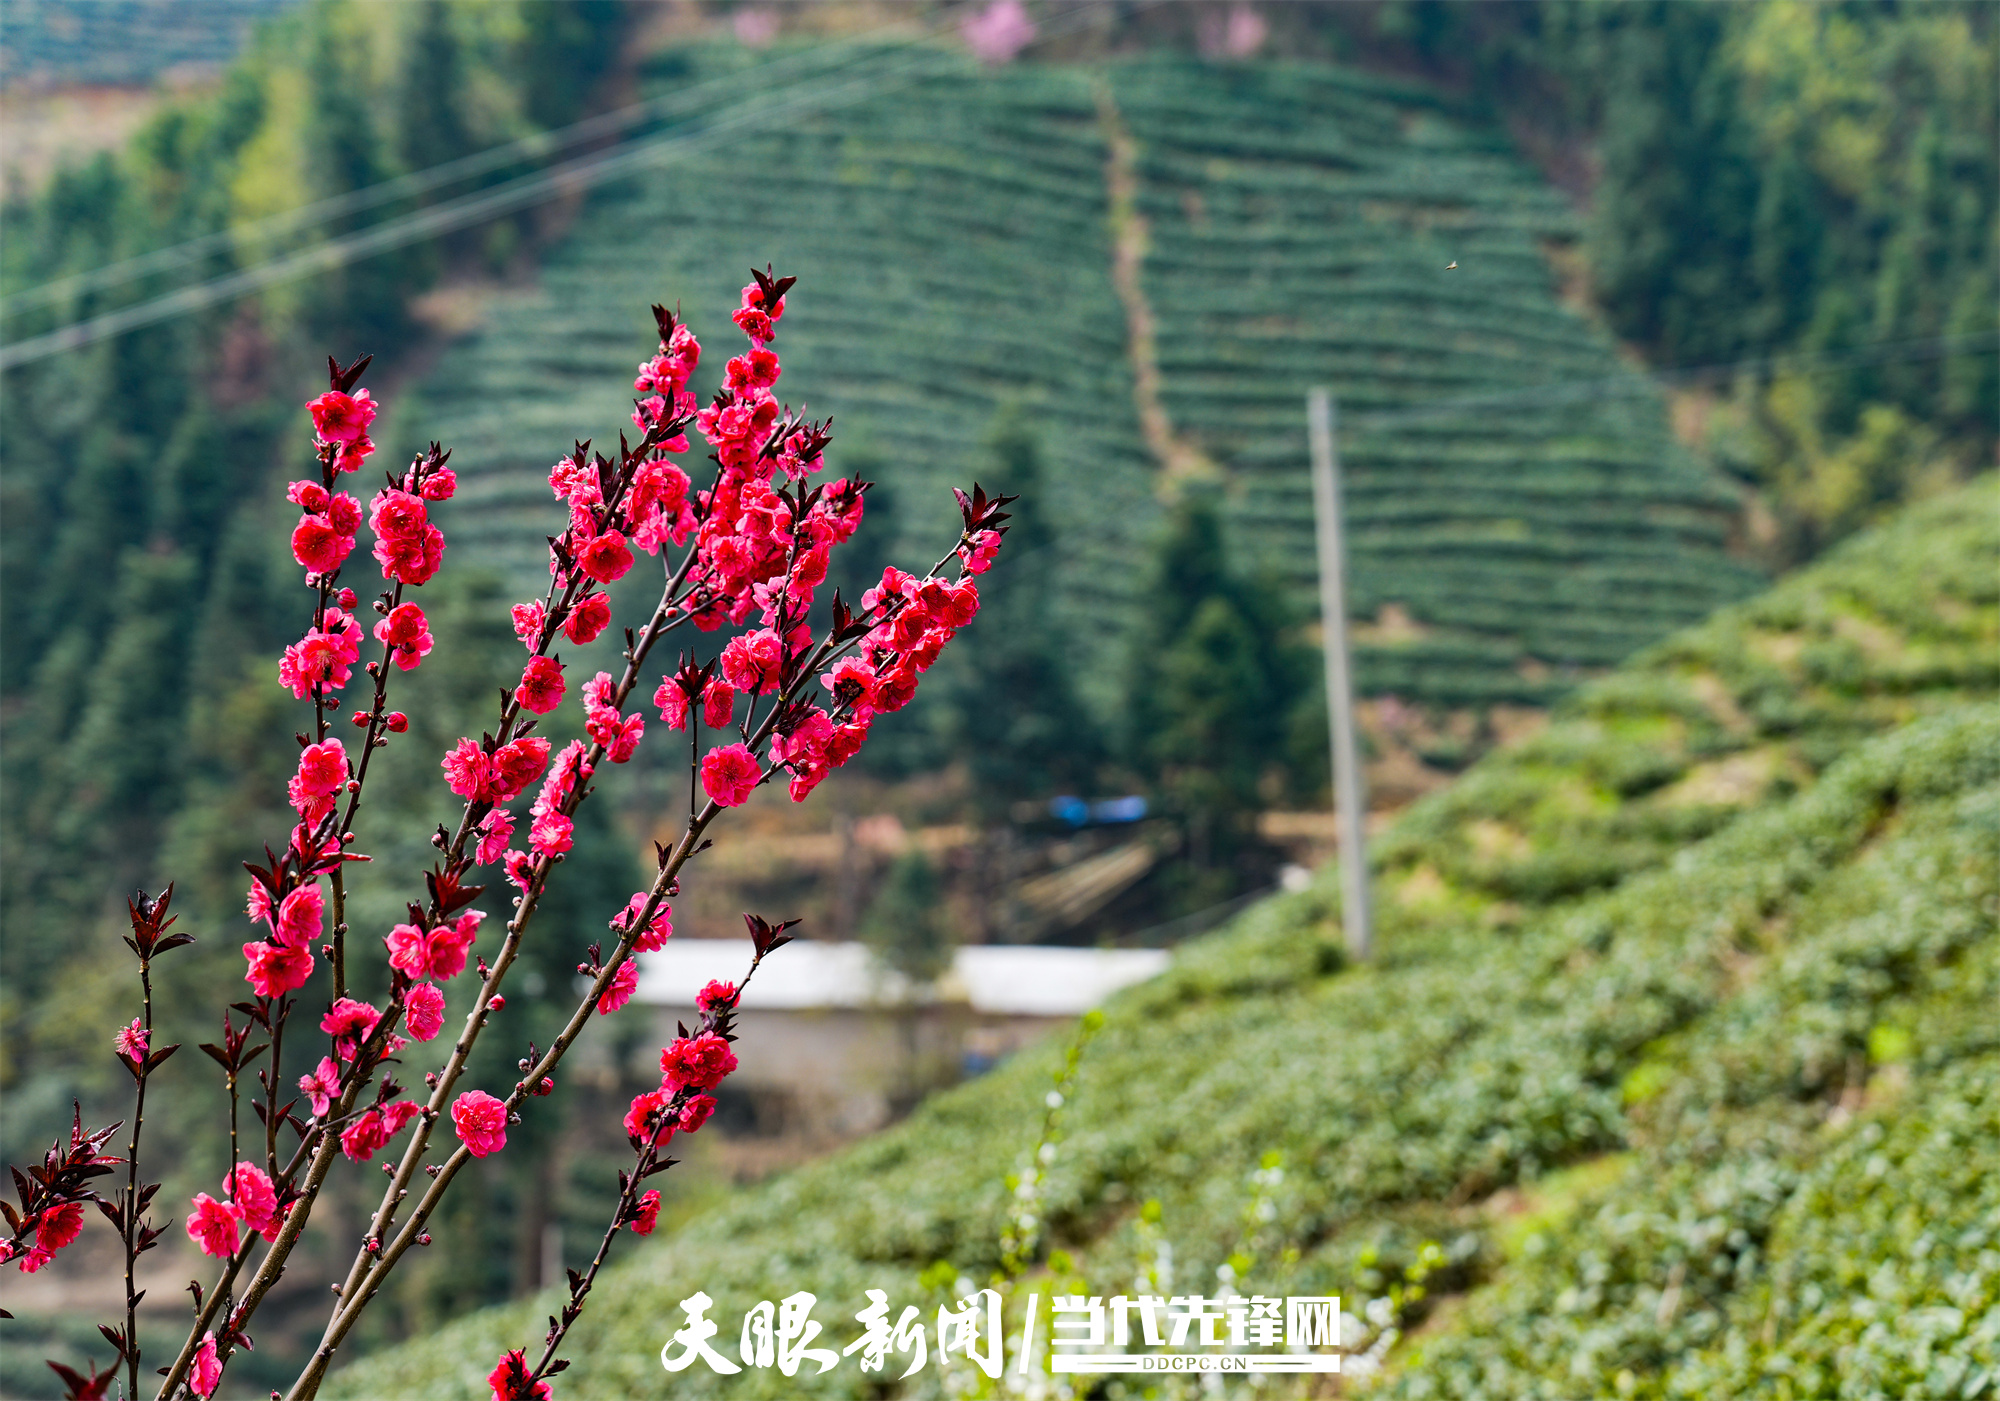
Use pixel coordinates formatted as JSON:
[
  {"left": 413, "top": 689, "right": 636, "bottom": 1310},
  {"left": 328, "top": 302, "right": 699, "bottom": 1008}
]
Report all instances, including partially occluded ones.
[
  {"left": 0, "top": 3, "right": 1140, "bottom": 370},
  {"left": 0, "top": 17, "right": 956, "bottom": 318},
  {"left": 0, "top": 46, "right": 980, "bottom": 369}
]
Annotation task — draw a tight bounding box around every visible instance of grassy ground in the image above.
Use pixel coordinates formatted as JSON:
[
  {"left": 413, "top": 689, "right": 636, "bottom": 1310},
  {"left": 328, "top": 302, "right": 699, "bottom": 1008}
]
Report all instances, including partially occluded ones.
[{"left": 324, "top": 479, "right": 1995, "bottom": 1398}]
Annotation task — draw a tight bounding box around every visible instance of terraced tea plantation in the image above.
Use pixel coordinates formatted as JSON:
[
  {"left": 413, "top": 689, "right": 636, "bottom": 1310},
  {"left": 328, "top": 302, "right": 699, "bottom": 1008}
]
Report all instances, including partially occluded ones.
[{"left": 400, "top": 40, "right": 1760, "bottom": 714}]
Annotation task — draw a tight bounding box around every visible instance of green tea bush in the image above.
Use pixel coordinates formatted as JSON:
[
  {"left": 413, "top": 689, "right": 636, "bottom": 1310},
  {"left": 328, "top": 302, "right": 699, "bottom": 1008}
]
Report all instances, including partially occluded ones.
[{"left": 324, "top": 488, "right": 1999, "bottom": 1399}]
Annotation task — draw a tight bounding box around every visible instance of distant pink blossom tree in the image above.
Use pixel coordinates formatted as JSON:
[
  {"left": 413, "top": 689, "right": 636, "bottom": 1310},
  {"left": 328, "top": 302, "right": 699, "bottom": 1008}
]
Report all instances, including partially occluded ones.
[{"left": 963, "top": 0, "right": 1038, "bottom": 65}]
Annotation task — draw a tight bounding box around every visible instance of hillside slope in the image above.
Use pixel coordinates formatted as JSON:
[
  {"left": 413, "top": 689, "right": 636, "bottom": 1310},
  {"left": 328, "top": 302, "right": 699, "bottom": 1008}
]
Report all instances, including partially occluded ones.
[
  {"left": 327, "top": 480, "right": 1997, "bottom": 1398},
  {"left": 398, "top": 42, "right": 1758, "bottom": 714}
]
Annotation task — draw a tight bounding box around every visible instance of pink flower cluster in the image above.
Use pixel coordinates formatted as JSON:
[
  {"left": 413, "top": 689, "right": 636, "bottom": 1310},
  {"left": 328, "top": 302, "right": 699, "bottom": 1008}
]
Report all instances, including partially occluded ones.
[
  {"left": 279, "top": 378, "right": 458, "bottom": 717},
  {"left": 186, "top": 1162, "right": 283, "bottom": 1258},
  {"left": 288, "top": 477, "right": 364, "bottom": 577},
  {"left": 374, "top": 601, "right": 434, "bottom": 671},
  {"left": 339, "top": 1098, "right": 422, "bottom": 1163},
  {"left": 279, "top": 606, "right": 363, "bottom": 699},
  {"left": 674, "top": 286, "right": 870, "bottom": 637},
  {"left": 308, "top": 387, "right": 378, "bottom": 472},
  {"left": 441, "top": 735, "right": 553, "bottom": 805},
  {"left": 288, "top": 737, "right": 349, "bottom": 823},
  {"left": 386, "top": 909, "right": 482, "bottom": 981},
  {"left": 321, "top": 996, "right": 396, "bottom": 1063},
  {"left": 242, "top": 865, "right": 327, "bottom": 1000},
  {"left": 10, "top": 1200, "right": 83, "bottom": 1274},
  {"left": 618, "top": 1030, "right": 736, "bottom": 1154},
  {"left": 583, "top": 671, "right": 644, "bottom": 763},
  {"left": 525, "top": 739, "right": 589, "bottom": 860},
  {"left": 610, "top": 891, "right": 674, "bottom": 952},
  {"left": 369, "top": 483, "right": 447, "bottom": 587}
]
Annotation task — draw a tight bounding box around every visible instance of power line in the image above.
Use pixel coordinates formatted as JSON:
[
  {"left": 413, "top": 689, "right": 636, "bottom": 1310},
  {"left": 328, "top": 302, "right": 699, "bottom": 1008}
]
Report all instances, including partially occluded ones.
[
  {"left": 0, "top": 22, "right": 951, "bottom": 317},
  {"left": 0, "top": 45, "right": 966, "bottom": 370},
  {"left": 0, "top": 3, "right": 1133, "bottom": 371}
]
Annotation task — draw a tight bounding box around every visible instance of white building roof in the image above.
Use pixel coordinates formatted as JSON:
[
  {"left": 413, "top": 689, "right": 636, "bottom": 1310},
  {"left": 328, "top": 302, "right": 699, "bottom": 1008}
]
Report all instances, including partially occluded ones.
[{"left": 636, "top": 940, "right": 1170, "bottom": 1016}]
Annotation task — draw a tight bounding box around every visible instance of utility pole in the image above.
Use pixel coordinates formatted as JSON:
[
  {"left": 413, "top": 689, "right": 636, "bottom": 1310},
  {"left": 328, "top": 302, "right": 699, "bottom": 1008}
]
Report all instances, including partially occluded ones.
[{"left": 1308, "top": 388, "right": 1372, "bottom": 961}]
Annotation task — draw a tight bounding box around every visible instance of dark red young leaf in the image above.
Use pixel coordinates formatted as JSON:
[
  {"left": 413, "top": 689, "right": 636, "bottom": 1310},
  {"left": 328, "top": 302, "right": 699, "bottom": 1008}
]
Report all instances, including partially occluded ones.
[
  {"left": 125, "top": 884, "right": 180, "bottom": 958},
  {"left": 793, "top": 420, "right": 833, "bottom": 462},
  {"left": 743, "top": 913, "right": 802, "bottom": 959},
  {"left": 953, "top": 482, "right": 1019, "bottom": 534},
  {"left": 426, "top": 866, "right": 485, "bottom": 917},
  {"left": 749, "top": 265, "right": 798, "bottom": 306},
  {"left": 46, "top": 1359, "right": 115, "bottom": 1401},
  {"left": 331, "top": 353, "right": 373, "bottom": 393}
]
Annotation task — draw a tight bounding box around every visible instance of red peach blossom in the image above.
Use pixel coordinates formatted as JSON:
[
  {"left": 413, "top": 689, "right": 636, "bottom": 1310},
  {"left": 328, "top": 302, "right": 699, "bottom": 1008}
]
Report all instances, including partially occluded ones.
[
  {"left": 575, "top": 530, "right": 634, "bottom": 583},
  {"left": 679, "top": 1093, "right": 718, "bottom": 1133},
  {"left": 659, "top": 1031, "right": 737, "bottom": 1091},
  {"left": 243, "top": 941, "right": 313, "bottom": 998},
  {"left": 492, "top": 736, "right": 551, "bottom": 796},
  {"left": 309, "top": 388, "right": 376, "bottom": 444},
  {"left": 406, "top": 982, "right": 446, "bottom": 1041},
  {"left": 191, "top": 1332, "right": 222, "bottom": 1398},
  {"left": 562, "top": 592, "right": 612, "bottom": 644},
  {"left": 700, "top": 743, "right": 760, "bottom": 807},
  {"left": 487, "top": 1349, "right": 550, "bottom": 1401},
  {"left": 187, "top": 1193, "right": 242, "bottom": 1258},
  {"left": 299, "top": 1056, "right": 339, "bottom": 1117},
  {"left": 596, "top": 958, "right": 640, "bottom": 1015},
  {"left": 515, "top": 656, "right": 566, "bottom": 714},
  {"left": 115, "top": 1017, "right": 149, "bottom": 1064},
  {"left": 623, "top": 1088, "right": 676, "bottom": 1147},
  {"left": 292, "top": 515, "right": 353, "bottom": 574},
  {"left": 442, "top": 738, "right": 495, "bottom": 802},
  {"left": 701, "top": 678, "right": 735, "bottom": 729},
  {"left": 225, "top": 1162, "right": 281, "bottom": 1242},
  {"left": 629, "top": 1188, "right": 662, "bottom": 1235},
  {"left": 452, "top": 1090, "right": 509, "bottom": 1158}
]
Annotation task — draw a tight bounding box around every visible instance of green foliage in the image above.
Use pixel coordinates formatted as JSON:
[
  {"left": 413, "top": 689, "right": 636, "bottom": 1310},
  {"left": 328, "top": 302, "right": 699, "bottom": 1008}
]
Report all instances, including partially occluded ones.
[
  {"left": 859, "top": 849, "right": 955, "bottom": 987},
  {"left": 324, "top": 490, "right": 1998, "bottom": 1399},
  {"left": 1124, "top": 495, "right": 1313, "bottom": 901},
  {"left": 936, "top": 414, "right": 1106, "bottom": 809},
  {"left": 1349, "top": 0, "right": 1998, "bottom": 561},
  {"left": 861, "top": 411, "right": 1109, "bottom": 803},
  {"left": 1374, "top": 474, "right": 1999, "bottom": 911}
]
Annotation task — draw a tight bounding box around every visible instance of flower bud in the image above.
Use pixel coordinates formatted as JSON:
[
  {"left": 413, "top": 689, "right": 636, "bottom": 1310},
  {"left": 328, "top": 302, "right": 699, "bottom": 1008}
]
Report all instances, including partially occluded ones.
[
  {"left": 385, "top": 712, "right": 409, "bottom": 733},
  {"left": 488, "top": 995, "right": 506, "bottom": 1011},
  {"left": 351, "top": 711, "right": 369, "bottom": 726},
  {"left": 337, "top": 587, "right": 358, "bottom": 608}
]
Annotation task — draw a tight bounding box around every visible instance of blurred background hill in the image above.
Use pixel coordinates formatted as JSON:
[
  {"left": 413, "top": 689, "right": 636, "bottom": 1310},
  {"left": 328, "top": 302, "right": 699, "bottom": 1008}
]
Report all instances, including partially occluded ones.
[{"left": 0, "top": 1, "right": 1992, "bottom": 1392}]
